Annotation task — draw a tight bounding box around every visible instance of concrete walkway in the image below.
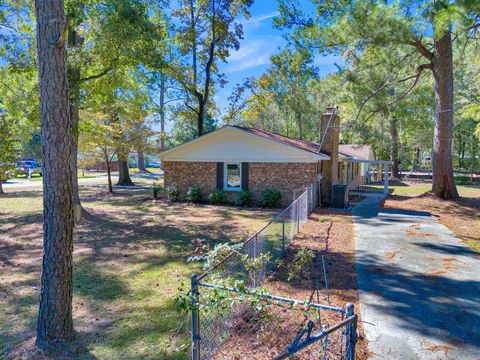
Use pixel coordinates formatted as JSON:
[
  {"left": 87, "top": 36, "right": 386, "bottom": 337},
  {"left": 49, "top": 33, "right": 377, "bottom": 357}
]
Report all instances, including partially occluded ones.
[{"left": 352, "top": 197, "right": 480, "bottom": 360}]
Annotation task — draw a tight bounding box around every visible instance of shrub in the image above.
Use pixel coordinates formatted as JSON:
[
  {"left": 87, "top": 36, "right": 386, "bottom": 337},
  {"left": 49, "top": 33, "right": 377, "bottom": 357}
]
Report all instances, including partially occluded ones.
[
  {"left": 455, "top": 175, "right": 470, "bottom": 185},
  {"left": 152, "top": 182, "right": 162, "bottom": 198},
  {"left": 235, "top": 190, "right": 253, "bottom": 207},
  {"left": 187, "top": 186, "right": 203, "bottom": 203},
  {"left": 166, "top": 185, "right": 181, "bottom": 202},
  {"left": 208, "top": 189, "right": 226, "bottom": 205},
  {"left": 262, "top": 187, "right": 282, "bottom": 207}
]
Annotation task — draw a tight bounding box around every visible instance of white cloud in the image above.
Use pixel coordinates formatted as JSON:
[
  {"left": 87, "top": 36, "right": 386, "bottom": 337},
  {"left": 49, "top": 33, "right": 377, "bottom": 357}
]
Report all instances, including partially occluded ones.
[
  {"left": 226, "top": 37, "right": 283, "bottom": 73},
  {"left": 242, "top": 11, "right": 280, "bottom": 28}
]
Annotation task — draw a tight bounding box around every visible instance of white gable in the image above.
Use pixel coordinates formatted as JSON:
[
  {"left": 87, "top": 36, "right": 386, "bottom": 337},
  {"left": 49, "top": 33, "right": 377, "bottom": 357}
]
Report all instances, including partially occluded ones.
[{"left": 159, "top": 126, "right": 329, "bottom": 163}]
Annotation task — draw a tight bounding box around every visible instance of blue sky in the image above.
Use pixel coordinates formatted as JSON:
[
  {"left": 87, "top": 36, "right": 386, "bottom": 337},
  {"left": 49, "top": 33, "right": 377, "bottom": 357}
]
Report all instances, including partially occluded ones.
[{"left": 213, "top": 1, "right": 341, "bottom": 115}]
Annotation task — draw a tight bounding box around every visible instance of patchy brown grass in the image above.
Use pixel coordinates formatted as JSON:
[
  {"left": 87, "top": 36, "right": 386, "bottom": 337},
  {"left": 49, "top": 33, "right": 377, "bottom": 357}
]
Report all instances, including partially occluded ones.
[
  {"left": 384, "top": 183, "right": 480, "bottom": 253},
  {"left": 0, "top": 188, "right": 274, "bottom": 359}
]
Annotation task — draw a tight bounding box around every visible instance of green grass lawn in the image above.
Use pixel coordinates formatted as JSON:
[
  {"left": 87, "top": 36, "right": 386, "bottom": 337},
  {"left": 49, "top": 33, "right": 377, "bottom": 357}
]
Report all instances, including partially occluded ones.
[
  {"left": 383, "top": 181, "right": 480, "bottom": 197},
  {"left": 0, "top": 188, "right": 273, "bottom": 359}
]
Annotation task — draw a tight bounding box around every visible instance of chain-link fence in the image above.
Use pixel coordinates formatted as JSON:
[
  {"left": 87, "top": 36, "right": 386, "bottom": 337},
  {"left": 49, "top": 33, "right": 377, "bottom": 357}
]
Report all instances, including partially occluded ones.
[{"left": 189, "top": 183, "right": 357, "bottom": 359}]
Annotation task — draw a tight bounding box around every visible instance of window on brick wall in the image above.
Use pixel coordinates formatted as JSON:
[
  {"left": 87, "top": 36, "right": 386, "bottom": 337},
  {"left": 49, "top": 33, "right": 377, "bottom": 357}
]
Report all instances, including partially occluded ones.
[{"left": 224, "top": 163, "right": 241, "bottom": 191}]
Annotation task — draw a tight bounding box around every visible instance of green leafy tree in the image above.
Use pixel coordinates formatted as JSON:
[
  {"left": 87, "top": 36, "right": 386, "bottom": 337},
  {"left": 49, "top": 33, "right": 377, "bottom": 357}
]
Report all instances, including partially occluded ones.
[
  {"left": 171, "top": 0, "right": 253, "bottom": 136},
  {"left": 0, "top": 114, "right": 20, "bottom": 194},
  {"left": 276, "top": 0, "right": 480, "bottom": 198},
  {"left": 266, "top": 47, "right": 317, "bottom": 140}
]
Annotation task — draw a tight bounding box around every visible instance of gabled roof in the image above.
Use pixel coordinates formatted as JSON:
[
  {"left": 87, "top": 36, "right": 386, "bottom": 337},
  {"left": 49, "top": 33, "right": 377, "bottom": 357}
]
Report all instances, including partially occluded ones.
[
  {"left": 339, "top": 144, "right": 373, "bottom": 161},
  {"left": 158, "top": 125, "right": 374, "bottom": 163},
  {"left": 231, "top": 125, "right": 329, "bottom": 157},
  {"left": 158, "top": 125, "right": 330, "bottom": 162}
]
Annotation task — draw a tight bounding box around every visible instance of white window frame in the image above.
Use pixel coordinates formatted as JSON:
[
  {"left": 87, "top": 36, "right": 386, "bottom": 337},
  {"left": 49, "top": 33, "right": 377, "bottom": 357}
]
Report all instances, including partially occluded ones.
[{"left": 224, "top": 162, "right": 242, "bottom": 191}]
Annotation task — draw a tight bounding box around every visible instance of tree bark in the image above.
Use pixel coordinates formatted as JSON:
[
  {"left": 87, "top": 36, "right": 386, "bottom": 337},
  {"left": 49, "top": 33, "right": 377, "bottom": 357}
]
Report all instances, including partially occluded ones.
[
  {"left": 389, "top": 116, "right": 400, "bottom": 178},
  {"left": 106, "top": 161, "right": 113, "bottom": 193},
  {"left": 197, "top": 100, "right": 205, "bottom": 136},
  {"left": 137, "top": 151, "right": 146, "bottom": 171},
  {"left": 67, "top": 65, "right": 82, "bottom": 223},
  {"left": 67, "top": 29, "right": 81, "bottom": 210},
  {"left": 295, "top": 110, "right": 303, "bottom": 139},
  {"left": 117, "top": 157, "right": 134, "bottom": 186},
  {"left": 431, "top": 28, "right": 459, "bottom": 199},
  {"left": 0, "top": 181, "right": 3, "bottom": 194},
  {"left": 160, "top": 72, "right": 166, "bottom": 150},
  {"left": 35, "top": 0, "right": 75, "bottom": 348}
]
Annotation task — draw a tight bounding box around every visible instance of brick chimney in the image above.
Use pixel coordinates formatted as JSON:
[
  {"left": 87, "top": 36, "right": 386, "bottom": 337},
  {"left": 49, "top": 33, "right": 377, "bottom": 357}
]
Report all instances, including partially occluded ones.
[{"left": 319, "top": 106, "right": 340, "bottom": 206}]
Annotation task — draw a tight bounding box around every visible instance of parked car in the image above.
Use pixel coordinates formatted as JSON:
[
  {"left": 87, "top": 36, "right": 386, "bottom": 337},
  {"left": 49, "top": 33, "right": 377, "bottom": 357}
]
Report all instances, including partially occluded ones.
[{"left": 15, "top": 160, "right": 42, "bottom": 177}]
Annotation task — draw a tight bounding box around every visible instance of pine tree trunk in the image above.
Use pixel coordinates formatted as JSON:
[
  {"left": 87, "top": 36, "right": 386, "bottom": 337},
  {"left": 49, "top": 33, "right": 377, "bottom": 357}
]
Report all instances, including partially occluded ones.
[
  {"left": 68, "top": 65, "right": 82, "bottom": 223},
  {"left": 431, "top": 28, "right": 459, "bottom": 199},
  {"left": 137, "top": 151, "right": 146, "bottom": 171},
  {"left": 0, "top": 181, "right": 3, "bottom": 194},
  {"left": 160, "top": 72, "right": 166, "bottom": 150},
  {"left": 35, "top": 0, "right": 75, "bottom": 348},
  {"left": 389, "top": 116, "right": 400, "bottom": 178}
]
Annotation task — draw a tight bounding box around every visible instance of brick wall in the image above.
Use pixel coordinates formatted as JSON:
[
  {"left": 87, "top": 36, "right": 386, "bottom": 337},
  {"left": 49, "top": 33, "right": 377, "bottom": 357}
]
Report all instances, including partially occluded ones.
[
  {"left": 249, "top": 162, "right": 317, "bottom": 205},
  {"left": 163, "top": 161, "right": 317, "bottom": 206},
  {"left": 163, "top": 161, "right": 216, "bottom": 199}
]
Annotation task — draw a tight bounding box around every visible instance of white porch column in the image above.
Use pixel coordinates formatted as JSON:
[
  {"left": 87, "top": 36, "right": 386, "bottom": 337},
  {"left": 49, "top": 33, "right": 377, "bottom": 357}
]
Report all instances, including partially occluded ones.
[{"left": 383, "top": 162, "right": 389, "bottom": 195}]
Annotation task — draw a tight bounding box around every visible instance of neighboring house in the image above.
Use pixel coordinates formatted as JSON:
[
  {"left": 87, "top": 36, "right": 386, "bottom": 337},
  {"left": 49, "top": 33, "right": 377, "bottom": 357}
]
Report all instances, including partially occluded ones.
[{"left": 159, "top": 107, "right": 380, "bottom": 206}]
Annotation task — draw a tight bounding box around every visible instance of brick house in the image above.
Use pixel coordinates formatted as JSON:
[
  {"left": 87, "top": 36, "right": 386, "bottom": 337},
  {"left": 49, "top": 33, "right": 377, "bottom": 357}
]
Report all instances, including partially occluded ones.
[{"left": 160, "top": 108, "right": 375, "bottom": 206}]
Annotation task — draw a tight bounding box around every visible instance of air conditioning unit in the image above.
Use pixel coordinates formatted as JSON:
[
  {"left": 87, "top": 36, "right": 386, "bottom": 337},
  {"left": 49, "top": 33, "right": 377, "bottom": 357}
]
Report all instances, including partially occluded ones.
[{"left": 332, "top": 184, "right": 349, "bottom": 209}]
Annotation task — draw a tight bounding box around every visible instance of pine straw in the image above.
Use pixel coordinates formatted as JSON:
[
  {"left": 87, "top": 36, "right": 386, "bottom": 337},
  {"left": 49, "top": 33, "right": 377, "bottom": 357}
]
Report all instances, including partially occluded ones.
[
  {"left": 211, "top": 209, "right": 369, "bottom": 359},
  {"left": 384, "top": 191, "right": 480, "bottom": 252}
]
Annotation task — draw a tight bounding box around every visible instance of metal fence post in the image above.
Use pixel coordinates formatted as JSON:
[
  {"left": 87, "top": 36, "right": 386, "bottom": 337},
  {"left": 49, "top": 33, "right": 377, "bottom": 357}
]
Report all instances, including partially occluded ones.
[
  {"left": 345, "top": 303, "right": 357, "bottom": 360},
  {"left": 191, "top": 274, "right": 201, "bottom": 360},
  {"left": 253, "top": 235, "right": 258, "bottom": 287},
  {"left": 296, "top": 201, "right": 300, "bottom": 232},
  {"left": 281, "top": 215, "right": 285, "bottom": 256}
]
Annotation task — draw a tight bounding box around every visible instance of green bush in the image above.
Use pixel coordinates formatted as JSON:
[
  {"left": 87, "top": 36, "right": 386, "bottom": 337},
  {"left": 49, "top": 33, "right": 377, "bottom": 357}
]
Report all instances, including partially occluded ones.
[
  {"left": 166, "top": 185, "right": 181, "bottom": 202},
  {"left": 235, "top": 190, "right": 253, "bottom": 207},
  {"left": 455, "top": 175, "right": 471, "bottom": 185},
  {"left": 208, "top": 189, "right": 226, "bottom": 205},
  {"left": 262, "top": 187, "right": 282, "bottom": 208},
  {"left": 152, "top": 182, "right": 162, "bottom": 198},
  {"left": 187, "top": 186, "right": 203, "bottom": 203}
]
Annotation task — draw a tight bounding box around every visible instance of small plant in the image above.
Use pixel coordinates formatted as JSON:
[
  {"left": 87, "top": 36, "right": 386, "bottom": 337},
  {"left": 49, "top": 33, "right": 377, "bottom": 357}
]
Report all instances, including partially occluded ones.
[
  {"left": 286, "top": 248, "right": 314, "bottom": 281},
  {"left": 189, "top": 242, "right": 243, "bottom": 272},
  {"left": 208, "top": 189, "right": 226, "bottom": 205},
  {"left": 187, "top": 186, "right": 203, "bottom": 203},
  {"left": 166, "top": 185, "right": 181, "bottom": 202},
  {"left": 236, "top": 190, "right": 253, "bottom": 207},
  {"left": 455, "top": 175, "right": 470, "bottom": 185},
  {"left": 152, "top": 182, "right": 162, "bottom": 198},
  {"left": 261, "top": 187, "right": 282, "bottom": 207}
]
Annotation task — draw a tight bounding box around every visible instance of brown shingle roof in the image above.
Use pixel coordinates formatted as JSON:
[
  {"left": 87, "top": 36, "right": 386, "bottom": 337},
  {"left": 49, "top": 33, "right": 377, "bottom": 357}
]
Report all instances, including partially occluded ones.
[
  {"left": 231, "top": 125, "right": 372, "bottom": 161},
  {"left": 339, "top": 144, "right": 372, "bottom": 160}
]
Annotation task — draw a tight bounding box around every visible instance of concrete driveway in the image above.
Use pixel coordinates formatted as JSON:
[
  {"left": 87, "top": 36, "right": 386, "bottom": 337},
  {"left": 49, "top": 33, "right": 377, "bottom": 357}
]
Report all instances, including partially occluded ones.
[{"left": 353, "top": 197, "right": 480, "bottom": 359}]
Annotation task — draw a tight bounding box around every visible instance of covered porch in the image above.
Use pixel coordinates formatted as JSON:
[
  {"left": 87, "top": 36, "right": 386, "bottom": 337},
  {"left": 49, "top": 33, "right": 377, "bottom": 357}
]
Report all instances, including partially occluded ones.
[{"left": 344, "top": 160, "right": 393, "bottom": 197}]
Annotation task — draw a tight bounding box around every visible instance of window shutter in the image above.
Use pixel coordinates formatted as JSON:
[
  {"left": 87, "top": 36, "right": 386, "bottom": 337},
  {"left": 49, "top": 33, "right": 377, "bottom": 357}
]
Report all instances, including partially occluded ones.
[
  {"left": 241, "top": 162, "right": 249, "bottom": 191},
  {"left": 216, "top": 162, "right": 224, "bottom": 189}
]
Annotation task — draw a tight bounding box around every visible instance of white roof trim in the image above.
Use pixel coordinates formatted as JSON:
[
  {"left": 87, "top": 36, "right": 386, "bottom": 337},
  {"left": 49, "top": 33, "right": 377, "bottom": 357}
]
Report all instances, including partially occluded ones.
[{"left": 158, "top": 125, "right": 330, "bottom": 161}]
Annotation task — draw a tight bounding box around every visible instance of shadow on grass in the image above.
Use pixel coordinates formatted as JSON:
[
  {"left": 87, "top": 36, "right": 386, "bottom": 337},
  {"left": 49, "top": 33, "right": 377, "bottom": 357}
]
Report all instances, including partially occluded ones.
[{"left": 0, "top": 188, "right": 275, "bottom": 359}]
